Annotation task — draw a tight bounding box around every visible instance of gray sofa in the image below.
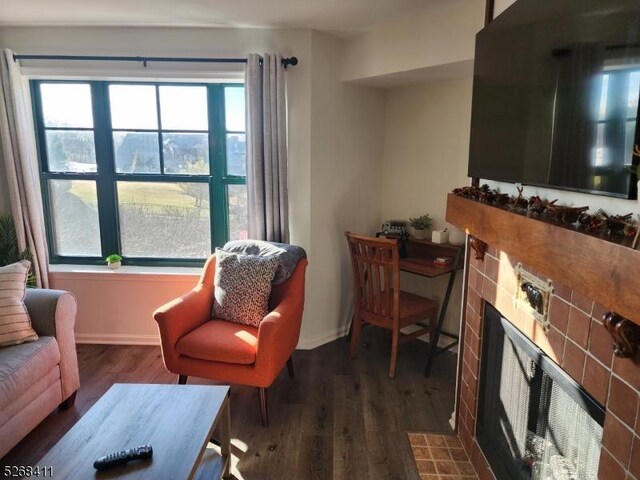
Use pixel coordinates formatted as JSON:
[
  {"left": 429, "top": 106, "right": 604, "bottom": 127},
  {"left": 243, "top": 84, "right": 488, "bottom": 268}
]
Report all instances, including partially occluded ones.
[{"left": 0, "top": 289, "right": 80, "bottom": 458}]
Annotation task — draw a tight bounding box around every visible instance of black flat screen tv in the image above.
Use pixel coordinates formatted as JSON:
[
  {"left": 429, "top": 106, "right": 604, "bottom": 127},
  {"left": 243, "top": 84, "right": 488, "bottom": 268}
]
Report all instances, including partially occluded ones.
[{"left": 468, "top": 0, "right": 640, "bottom": 199}]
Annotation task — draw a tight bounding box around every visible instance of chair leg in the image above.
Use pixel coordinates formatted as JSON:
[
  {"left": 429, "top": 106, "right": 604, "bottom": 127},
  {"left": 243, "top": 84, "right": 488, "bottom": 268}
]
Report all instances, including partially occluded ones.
[
  {"left": 349, "top": 316, "right": 362, "bottom": 359},
  {"left": 178, "top": 374, "right": 188, "bottom": 385},
  {"left": 259, "top": 387, "right": 269, "bottom": 427},
  {"left": 346, "top": 314, "right": 354, "bottom": 342},
  {"left": 389, "top": 329, "right": 400, "bottom": 379},
  {"left": 59, "top": 391, "right": 77, "bottom": 411},
  {"left": 287, "top": 356, "right": 295, "bottom": 378}
]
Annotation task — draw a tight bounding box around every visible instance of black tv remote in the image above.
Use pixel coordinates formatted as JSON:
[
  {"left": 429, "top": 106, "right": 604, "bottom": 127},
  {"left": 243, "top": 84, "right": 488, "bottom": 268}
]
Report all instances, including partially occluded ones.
[{"left": 93, "top": 445, "right": 153, "bottom": 470}]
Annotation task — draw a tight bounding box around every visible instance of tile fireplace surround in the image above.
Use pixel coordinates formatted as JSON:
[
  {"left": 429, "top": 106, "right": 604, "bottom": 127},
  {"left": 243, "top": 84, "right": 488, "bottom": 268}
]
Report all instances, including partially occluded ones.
[{"left": 447, "top": 195, "right": 640, "bottom": 480}]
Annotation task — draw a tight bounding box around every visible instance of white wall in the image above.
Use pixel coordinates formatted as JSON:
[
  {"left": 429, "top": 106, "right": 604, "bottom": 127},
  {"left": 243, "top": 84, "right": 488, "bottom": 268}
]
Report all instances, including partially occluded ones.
[
  {"left": 301, "top": 31, "right": 386, "bottom": 346},
  {"left": 341, "top": 0, "right": 483, "bottom": 83},
  {"left": 493, "top": 0, "right": 516, "bottom": 18},
  {"left": 381, "top": 77, "right": 474, "bottom": 335},
  {"left": 335, "top": 0, "right": 482, "bottom": 345},
  {"left": 49, "top": 268, "right": 199, "bottom": 344}
]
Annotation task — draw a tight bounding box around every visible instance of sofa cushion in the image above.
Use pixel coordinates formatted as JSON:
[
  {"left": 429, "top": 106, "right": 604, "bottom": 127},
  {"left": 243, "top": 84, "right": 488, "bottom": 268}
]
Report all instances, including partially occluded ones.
[
  {"left": 212, "top": 248, "right": 278, "bottom": 328},
  {"left": 0, "top": 336, "right": 60, "bottom": 410},
  {"left": 175, "top": 320, "right": 258, "bottom": 365},
  {"left": 0, "top": 261, "right": 38, "bottom": 347}
]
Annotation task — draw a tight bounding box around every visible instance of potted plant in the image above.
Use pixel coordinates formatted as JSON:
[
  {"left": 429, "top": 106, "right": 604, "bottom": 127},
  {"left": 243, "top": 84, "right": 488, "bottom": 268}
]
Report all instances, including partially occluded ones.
[
  {"left": 409, "top": 214, "right": 432, "bottom": 240},
  {"left": 0, "top": 215, "right": 37, "bottom": 286},
  {"left": 105, "top": 254, "right": 123, "bottom": 270}
]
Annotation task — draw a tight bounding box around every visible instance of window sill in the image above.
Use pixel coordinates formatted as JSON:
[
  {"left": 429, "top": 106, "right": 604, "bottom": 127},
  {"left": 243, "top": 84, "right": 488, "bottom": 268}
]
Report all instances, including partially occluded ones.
[{"left": 49, "top": 264, "right": 202, "bottom": 276}]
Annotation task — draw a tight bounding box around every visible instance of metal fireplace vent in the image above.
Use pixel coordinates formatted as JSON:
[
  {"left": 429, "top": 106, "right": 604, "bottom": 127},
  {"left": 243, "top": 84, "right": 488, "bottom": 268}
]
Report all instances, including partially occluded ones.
[{"left": 477, "top": 303, "right": 605, "bottom": 480}]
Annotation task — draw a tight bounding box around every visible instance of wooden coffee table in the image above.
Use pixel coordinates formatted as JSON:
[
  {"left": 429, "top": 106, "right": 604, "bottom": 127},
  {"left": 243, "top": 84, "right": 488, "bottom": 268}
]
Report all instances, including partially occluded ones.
[{"left": 37, "top": 384, "right": 231, "bottom": 479}]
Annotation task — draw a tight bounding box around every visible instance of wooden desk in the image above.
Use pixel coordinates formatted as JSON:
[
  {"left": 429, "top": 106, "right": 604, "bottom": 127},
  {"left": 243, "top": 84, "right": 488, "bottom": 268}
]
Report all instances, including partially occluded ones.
[
  {"left": 400, "top": 238, "right": 462, "bottom": 278},
  {"left": 396, "top": 238, "right": 464, "bottom": 376}
]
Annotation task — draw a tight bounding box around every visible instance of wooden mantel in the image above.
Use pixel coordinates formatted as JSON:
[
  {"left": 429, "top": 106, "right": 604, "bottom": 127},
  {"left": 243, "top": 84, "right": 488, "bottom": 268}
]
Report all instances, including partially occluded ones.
[{"left": 446, "top": 193, "right": 640, "bottom": 327}]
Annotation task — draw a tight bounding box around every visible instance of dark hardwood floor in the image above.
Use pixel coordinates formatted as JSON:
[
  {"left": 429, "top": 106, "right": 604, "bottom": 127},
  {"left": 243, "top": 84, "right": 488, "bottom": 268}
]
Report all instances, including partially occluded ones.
[{"left": 1, "top": 327, "right": 457, "bottom": 479}]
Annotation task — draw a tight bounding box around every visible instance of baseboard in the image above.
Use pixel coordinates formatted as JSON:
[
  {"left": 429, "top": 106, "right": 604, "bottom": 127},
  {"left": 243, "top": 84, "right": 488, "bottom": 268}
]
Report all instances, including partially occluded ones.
[
  {"left": 76, "top": 328, "right": 350, "bottom": 349},
  {"left": 75, "top": 330, "right": 347, "bottom": 349},
  {"left": 75, "top": 333, "right": 160, "bottom": 346},
  {"left": 296, "top": 324, "right": 350, "bottom": 350},
  {"left": 295, "top": 324, "right": 460, "bottom": 352},
  {"left": 75, "top": 327, "right": 458, "bottom": 351}
]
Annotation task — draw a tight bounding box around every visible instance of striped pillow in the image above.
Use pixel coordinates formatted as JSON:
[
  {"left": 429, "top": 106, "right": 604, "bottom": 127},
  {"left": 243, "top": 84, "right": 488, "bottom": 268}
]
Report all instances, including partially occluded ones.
[{"left": 0, "top": 261, "right": 38, "bottom": 347}]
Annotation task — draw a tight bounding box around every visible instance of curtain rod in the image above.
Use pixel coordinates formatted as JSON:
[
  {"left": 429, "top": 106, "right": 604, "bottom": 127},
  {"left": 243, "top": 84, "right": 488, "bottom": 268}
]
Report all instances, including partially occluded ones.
[{"left": 12, "top": 53, "right": 299, "bottom": 69}]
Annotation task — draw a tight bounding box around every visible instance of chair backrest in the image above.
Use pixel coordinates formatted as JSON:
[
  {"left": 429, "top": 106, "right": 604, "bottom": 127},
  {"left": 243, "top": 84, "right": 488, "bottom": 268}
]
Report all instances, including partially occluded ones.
[{"left": 345, "top": 232, "right": 400, "bottom": 327}]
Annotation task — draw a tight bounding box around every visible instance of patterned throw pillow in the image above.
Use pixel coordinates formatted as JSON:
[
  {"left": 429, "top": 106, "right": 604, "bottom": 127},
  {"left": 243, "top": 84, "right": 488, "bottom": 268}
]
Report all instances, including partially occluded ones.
[
  {"left": 0, "top": 260, "right": 38, "bottom": 347},
  {"left": 212, "top": 248, "right": 279, "bottom": 327}
]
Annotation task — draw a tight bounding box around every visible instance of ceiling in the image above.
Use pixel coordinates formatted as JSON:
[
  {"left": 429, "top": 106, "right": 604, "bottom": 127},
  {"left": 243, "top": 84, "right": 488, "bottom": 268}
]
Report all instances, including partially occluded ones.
[{"left": 0, "top": 0, "right": 433, "bottom": 36}]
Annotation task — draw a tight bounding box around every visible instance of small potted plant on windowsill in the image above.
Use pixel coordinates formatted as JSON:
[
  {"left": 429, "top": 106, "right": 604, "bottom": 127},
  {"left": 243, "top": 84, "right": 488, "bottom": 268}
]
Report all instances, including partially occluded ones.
[
  {"left": 409, "top": 214, "right": 433, "bottom": 240},
  {"left": 105, "top": 254, "right": 123, "bottom": 270}
]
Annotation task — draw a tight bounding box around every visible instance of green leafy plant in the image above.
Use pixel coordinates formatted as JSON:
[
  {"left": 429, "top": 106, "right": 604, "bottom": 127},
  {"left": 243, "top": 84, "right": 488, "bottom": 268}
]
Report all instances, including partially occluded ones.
[
  {"left": 0, "top": 215, "right": 36, "bottom": 287},
  {"left": 409, "top": 214, "right": 433, "bottom": 230},
  {"left": 105, "top": 254, "right": 123, "bottom": 265}
]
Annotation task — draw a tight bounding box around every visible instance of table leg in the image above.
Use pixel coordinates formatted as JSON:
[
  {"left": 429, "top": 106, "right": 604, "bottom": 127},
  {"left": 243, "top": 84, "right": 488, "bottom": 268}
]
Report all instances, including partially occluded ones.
[
  {"left": 425, "top": 246, "right": 464, "bottom": 377},
  {"left": 221, "top": 395, "right": 231, "bottom": 479}
]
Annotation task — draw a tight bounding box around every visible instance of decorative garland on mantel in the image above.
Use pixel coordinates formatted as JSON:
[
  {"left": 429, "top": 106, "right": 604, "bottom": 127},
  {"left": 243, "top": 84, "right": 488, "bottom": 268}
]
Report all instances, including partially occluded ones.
[{"left": 452, "top": 184, "right": 640, "bottom": 249}]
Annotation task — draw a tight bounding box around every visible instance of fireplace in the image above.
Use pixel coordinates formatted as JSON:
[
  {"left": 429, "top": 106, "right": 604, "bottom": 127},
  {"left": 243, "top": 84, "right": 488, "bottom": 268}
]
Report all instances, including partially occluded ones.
[
  {"left": 477, "top": 303, "right": 605, "bottom": 479},
  {"left": 450, "top": 237, "right": 640, "bottom": 479},
  {"left": 443, "top": 193, "right": 640, "bottom": 480}
]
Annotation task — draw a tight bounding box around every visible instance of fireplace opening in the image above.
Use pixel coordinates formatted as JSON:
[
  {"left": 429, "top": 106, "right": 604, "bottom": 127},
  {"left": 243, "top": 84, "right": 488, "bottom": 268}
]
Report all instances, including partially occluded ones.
[{"left": 476, "top": 303, "right": 605, "bottom": 480}]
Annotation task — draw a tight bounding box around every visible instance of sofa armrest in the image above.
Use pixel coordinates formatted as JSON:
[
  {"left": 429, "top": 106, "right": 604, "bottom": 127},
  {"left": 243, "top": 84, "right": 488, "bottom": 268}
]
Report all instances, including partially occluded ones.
[{"left": 23, "top": 289, "right": 80, "bottom": 401}]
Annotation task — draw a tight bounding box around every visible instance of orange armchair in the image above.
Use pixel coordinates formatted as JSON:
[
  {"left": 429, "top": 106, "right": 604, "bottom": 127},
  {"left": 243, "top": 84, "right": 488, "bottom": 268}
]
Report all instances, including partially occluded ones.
[{"left": 154, "top": 254, "right": 308, "bottom": 426}]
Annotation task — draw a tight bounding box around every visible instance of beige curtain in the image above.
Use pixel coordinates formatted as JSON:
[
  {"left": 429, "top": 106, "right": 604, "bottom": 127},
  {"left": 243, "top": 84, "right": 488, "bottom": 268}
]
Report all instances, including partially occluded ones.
[
  {"left": 245, "top": 53, "right": 289, "bottom": 243},
  {"left": 0, "top": 49, "right": 49, "bottom": 287}
]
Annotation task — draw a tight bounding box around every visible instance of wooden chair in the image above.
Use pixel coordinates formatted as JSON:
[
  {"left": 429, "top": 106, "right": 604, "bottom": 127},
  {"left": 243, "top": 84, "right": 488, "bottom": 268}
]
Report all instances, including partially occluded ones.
[{"left": 345, "top": 232, "right": 439, "bottom": 378}]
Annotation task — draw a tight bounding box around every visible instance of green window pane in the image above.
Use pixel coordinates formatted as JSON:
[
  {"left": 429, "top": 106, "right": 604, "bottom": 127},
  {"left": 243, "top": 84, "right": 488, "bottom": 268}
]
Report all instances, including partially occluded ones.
[
  {"left": 109, "top": 85, "right": 158, "bottom": 130},
  {"left": 45, "top": 130, "right": 96, "bottom": 172},
  {"left": 40, "top": 83, "right": 93, "bottom": 128},
  {"left": 224, "top": 86, "right": 245, "bottom": 132},
  {"left": 227, "top": 184, "right": 248, "bottom": 241},
  {"left": 113, "top": 132, "right": 160, "bottom": 173},
  {"left": 226, "top": 133, "right": 246, "bottom": 176},
  {"left": 117, "top": 182, "right": 210, "bottom": 258},
  {"left": 159, "top": 86, "right": 208, "bottom": 131},
  {"left": 49, "top": 180, "right": 100, "bottom": 256},
  {"left": 162, "top": 133, "right": 209, "bottom": 175}
]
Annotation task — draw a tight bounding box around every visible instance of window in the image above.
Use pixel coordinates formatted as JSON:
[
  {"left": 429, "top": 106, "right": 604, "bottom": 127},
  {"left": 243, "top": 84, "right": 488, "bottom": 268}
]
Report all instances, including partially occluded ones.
[
  {"left": 593, "top": 68, "right": 640, "bottom": 168},
  {"left": 32, "top": 81, "right": 247, "bottom": 266}
]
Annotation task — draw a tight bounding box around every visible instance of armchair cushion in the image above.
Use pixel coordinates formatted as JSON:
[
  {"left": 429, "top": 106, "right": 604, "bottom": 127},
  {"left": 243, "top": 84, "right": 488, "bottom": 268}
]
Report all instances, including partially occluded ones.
[
  {"left": 0, "top": 261, "right": 38, "bottom": 347},
  {"left": 212, "top": 248, "right": 278, "bottom": 327},
  {"left": 175, "top": 319, "right": 258, "bottom": 365},
  {"left": 223, "top": 240, "right": 307, "bottom": 284}
]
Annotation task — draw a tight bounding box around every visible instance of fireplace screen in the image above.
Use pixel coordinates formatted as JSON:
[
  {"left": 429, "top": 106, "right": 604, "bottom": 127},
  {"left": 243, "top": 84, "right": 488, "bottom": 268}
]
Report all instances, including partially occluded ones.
[{"left": 477, "top": 303, "right": 605, "bottom": 480}]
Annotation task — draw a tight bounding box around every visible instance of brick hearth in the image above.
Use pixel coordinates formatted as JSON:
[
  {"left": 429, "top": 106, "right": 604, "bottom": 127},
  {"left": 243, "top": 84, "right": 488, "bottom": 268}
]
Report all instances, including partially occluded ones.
[{"left": 458, "top": 244, "right": 640, "bottom": 480}]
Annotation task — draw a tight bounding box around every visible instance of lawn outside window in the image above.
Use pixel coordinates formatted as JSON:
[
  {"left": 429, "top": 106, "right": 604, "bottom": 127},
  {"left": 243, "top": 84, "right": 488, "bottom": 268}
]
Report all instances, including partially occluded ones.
[{"left": 31, "top": 80, "right": 248, "bottom": 267}]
